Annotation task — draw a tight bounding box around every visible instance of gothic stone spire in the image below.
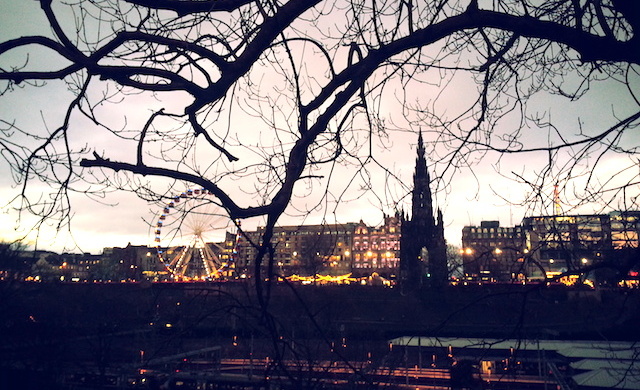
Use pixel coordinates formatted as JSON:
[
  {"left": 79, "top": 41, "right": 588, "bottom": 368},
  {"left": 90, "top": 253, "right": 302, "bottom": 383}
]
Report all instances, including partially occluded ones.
[{"left": 400, "top": 131, "right": 447, "bottom": 291}]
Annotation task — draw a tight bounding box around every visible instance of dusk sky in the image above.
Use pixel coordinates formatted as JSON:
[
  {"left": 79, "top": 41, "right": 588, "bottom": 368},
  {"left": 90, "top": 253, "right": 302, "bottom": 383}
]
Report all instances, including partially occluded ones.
[
  {"left": 3, "top": 5, "right": 640, "bottom": 390},
  {"left": 1, "top": 0, "right": 639, "bottom": 254}
]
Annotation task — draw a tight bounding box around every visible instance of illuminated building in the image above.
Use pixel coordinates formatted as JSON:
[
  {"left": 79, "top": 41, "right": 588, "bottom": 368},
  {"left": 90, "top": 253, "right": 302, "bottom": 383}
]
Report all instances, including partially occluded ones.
[
  {"left": 461, "top": 221, "right": 525, "bottom": 282},
  {"left": 102, "top": 244, "right": 165, "bottom": 281},
  {"left": 610, "top": 211, "right": 640, "bottom": 249},
  {"left": 351, "top": 214, "right": 401, "bottom": 278},
  {"left": 235, "top": 223, "right": 358, "bottom": 277},
  {"left": 33, "top": 251, "right": 102, "bottom": 282},
  {"left": 462, "top": 212, "right": 640, "bottom": 285},
  {"left": 233, "top": 216, "right": 403, "bottom": 279},
  {"left": 522, "top": 214, "right": 612, "bottom": 281},
  {"left": 399, "top": 132, "right": 447, "bottom": 290}
]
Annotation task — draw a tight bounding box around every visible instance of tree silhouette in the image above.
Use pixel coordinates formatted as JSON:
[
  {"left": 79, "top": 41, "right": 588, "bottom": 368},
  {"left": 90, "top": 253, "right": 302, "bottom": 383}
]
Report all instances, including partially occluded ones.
[
  {"left": 2, "top": 0, "right": 638, "bottom": 286},
  {"left": 1, "top": 1, "right": 640, "bottom": 385},
  {"left": 0, "top": 241, "right": 28, "bottom": 279}
]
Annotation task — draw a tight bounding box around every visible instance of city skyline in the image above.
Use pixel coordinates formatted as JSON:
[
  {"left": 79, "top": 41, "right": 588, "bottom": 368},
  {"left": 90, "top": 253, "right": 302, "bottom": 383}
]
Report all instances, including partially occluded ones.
[
  {"left": 0, "top": 134, "right": 636, "bottom": 255},
  {"left": 1, "top": 1, "right": 638, "bottom": 257},
  {"left": 2, "top": 2, "right": 640, "bottom": 388},
  {"left": 14, "top": 207, "right": 639, "bottom": 288}
]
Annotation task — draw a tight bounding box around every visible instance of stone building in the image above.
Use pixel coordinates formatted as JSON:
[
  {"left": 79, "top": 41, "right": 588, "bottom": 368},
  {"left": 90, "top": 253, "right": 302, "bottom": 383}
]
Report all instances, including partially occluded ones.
[
  {"left": 461, "top": 211, "right": 640, "bottom": 284},
  {"left": 235, "top": 223, "right": 357, "bottom": 277},
  {"left": 101, "top": 244, "right": 164, "bottom": 281},
  {"left": 351, "top": 213, "right": 401, "bottom": 278},
  {"left": 399, "top": 132, "right": 447, "bottom": 290},
  {"left": 461, "top": 221, "right": 525, "bottom": 282},
  {"left": 234, "top": 216, "right": 403, "bottom": 279}
]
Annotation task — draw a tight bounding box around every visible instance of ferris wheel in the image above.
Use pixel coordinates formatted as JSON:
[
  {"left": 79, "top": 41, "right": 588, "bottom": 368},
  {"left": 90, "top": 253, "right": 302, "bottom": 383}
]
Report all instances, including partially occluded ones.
[{"left": 153, "top": 188, "right": 239, "bottom": 280}]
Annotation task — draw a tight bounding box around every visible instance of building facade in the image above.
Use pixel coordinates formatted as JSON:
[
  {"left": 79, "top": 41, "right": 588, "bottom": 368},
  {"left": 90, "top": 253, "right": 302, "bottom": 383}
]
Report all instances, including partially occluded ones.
[
  {"left": 461, "top": 221, "right": 525, "bottom": 282},
  {"left": 522, "top": 214, "right": 612, "bottom": 280},
  {"left": 610, "top": 210, "right": 640, "bottom": 249},
  {"left": 102, "top": 244, "right": 166, "bottom": 281},
  {"left": 235, "top": 223, "right": 358, "bottom": 277},
  {"left": 351, "top": 214, "right": 401, "bottom": 277},
  {"left": 462, "top": 212, "right": 640, "bottom": 284}
]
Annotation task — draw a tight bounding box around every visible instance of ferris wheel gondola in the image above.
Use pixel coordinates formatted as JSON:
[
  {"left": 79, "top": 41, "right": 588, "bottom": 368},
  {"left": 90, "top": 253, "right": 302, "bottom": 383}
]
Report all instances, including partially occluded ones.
[{"left": 153, "top": 189, "right": 239, "bottom": 281}]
